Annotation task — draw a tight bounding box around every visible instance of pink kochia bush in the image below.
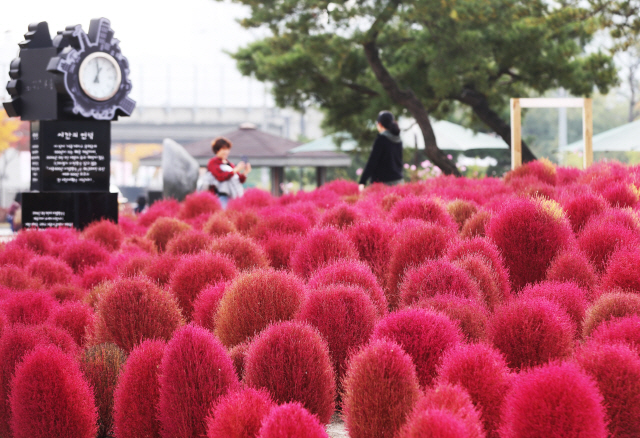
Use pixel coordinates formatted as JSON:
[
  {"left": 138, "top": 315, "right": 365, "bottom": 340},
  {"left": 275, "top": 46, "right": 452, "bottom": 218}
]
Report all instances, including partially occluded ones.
[
  {"left": 215, "top": 269, "right": 305, "bottom": 347},
  {"left": 26, "top": 255, "right": 74, "bottom": 286},
  {"left": 113, "top": 339, "right": 165, "bottom": 438},
  {"left": 169, "top": 252, "right": 238, "bottom": 319},
  {"left": 411, "top": 384, "right": 484, "bottom": 438},
  {"left": 92, "top": 277, "right": 183, "bottom": 352},
  {"left": 47, "top": 301, "right": 96, "bottom": 346},
  {"left": 601, "top": 247, "right": 640, "bottom": 293},
  {"left": 290, "top": 227, "right": 359, "bottom": 279},
  {"left": 545, "top": 247, "right": 598, "bottom": 293},
  {"left": 417, "top": 295, "right": 489, "bottom": 342},
  {"left": 209, "top": 233, "right": 269, "bottom": 271},
  {"left": 83, "top": 219, "right": 124, "bottom": 251},
  {"left": 192, "top": 282, "right": 227, "bottom": 331},
  {"left": 520, "top": 281, "right": 588, "bottom": 334},
  {"left": 9, "top": 345, "right": 97, "bottom": 438},
  {"left": 307, "top": 260, "right": 387, "bottom": 316},
  {"left": 488, "top": 297, "right": 574, "bottom": 370},
  {"left": 437, "top": 343, "right": 511, "bottom": 438},
  {"left": 342, "top": 339, "right": 421, "bottom": 438},
  {"left": 372, "top": 309, "right": 462, "bottom": 388},
  {"left": 244, "top": 321, "right": 336, "bottom": 424},
  {"left": 575, "top": 342, "right": 640, "bottom": 438},
  {"left": 583, "top": 291, "right": 640, "bottom": 337},
  {"left": 257, "top": 402, "right": 329, "bottom": 438},
  {"left": 158, "top": 324, "right": 239, "bottom": 438},
  {"left": 296, "top": 285, "right": 378, "bottom": 387},
  {"left": 499, "top": 361, "right": 607, "bottom": 438},
  {"left": 399, "top": 259, "right": 482, "bottom": 308},
  {"left": 486, "top": 197, "right": 573, "bottom": 290},
  {"left": 206, "top": 387, "right": 275, "bottom": 438},
  {"left": 395, "top": 408, "right": 471, "bottom": 438},
  {"left": 346, "top": 219, "right": 394, "bottom": 284},
  {"left": 1, "top": 291, "right": 57, "bottom": 325},
  {"left": 589, "top": 315, "right": 640, "bottom": 355},
  {"left": 386, "top": 220, "right": 454, "bottom": 309}
]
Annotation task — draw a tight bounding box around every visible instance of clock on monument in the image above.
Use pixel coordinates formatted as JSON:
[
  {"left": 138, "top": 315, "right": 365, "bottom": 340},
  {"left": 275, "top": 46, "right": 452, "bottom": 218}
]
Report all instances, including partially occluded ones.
[{"left": 47, "top": 17, "right": 135, "bottom": 121}]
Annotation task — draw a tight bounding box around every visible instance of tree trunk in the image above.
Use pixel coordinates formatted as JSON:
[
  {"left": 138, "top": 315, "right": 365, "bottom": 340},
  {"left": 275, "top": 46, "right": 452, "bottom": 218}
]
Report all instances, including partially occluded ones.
[
  {"left": 457, "top": 88, "right": 537, "bottom": 163},
  {"left": 362, "top": 41, "right": 460, "bottom": 176}
]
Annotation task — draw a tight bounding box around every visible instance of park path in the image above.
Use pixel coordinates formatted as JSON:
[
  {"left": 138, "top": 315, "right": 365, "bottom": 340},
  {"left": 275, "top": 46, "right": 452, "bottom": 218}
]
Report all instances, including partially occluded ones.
[{"left": 327, "top": 413, "right": 349, "bottom": 438}]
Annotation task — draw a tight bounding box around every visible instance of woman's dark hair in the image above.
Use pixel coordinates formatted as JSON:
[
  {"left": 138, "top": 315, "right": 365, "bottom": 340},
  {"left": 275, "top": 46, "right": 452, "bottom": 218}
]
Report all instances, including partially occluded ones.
[
  {"left": 212, "top": 137, "right": 232, "bottom": 154},
  {"left": 377, "top": 111, "right": 400, "bottom": 136}
]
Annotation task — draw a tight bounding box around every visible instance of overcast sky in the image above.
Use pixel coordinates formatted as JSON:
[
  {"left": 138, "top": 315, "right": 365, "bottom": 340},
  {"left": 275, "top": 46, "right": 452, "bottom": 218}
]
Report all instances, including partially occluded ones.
[{"left": 1, "top": 0, "right": 272, "bottom": 107}]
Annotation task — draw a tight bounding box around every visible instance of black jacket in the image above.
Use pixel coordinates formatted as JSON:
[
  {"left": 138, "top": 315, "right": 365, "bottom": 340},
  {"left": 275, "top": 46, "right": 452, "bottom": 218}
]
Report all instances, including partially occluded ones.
[{"left": 358, "top": 132, "right": 403, "bottom": 185}]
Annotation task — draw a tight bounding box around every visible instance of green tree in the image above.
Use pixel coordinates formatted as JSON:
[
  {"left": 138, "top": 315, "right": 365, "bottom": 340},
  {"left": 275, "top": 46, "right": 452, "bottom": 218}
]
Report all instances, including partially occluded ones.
[{"left": 228, "top": 0, "right": 618, "bottom": 175}]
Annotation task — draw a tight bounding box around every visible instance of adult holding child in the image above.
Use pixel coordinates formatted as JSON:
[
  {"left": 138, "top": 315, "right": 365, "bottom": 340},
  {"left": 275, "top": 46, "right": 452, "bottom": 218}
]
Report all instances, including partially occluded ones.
[
  {"left": 207, "top": 137, "right": 251, "bottom": 208},
  {"left": 358, "top": 111, "right": 404, "bottom": 192}
]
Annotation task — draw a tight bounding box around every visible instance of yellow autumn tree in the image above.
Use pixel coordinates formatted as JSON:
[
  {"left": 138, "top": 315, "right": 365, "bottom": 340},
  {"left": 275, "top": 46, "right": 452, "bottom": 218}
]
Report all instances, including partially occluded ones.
[{"left": 0, "top": 110, "right": 19, "bottom": 154}]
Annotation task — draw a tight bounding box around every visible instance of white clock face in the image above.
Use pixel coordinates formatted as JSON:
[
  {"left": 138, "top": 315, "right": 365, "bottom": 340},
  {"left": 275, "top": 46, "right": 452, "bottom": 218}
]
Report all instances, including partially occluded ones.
[{"left": 79, "top": 52, "right": 122, "bottom": 101}]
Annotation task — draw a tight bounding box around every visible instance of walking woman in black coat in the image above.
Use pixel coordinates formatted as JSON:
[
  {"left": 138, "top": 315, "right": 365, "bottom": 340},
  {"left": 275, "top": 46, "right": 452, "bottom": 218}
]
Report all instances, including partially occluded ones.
[{"left": 358, "top": 111, "right": 404, "bottom": 191}]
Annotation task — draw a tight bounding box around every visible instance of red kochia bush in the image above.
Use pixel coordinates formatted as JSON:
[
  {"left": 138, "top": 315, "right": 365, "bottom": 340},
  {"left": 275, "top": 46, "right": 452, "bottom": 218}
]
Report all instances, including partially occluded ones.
[
  {"left": 158, "top": 324, "right": 240, "bottom": 438},
  {"left": 386, "top": 220, "right": 454, "bottom": 309},
  {"left": 178, "top": 191, "right": 222, "bottom": 219},
  {"left": 575, "top": 342, "right": 640, "bottom": 438},
  {"left": 206, "top": 387, "right": 275, "bottom": 438},
  {"left": 257, "top": 402, "right": 329, "bottom": 438},
  {"left": 342, "top": 339, "right": 421, "bottom": 438},
  {"left": 227, "top": 188, "right": 273, "bottom": 211},
  {"left": 83, "top": 219, "right": 124, "bottom": 251},
  {"left": 81, "top": 265, "right": 117, "bottom": 289},
  {"left": 296, "top": 285, "right": 377, "bottom": 386},
  {"left": 372, "top": 309, "right": 462, "bottom": 388},
  {"left": 192, "top": 282, "right": 227, "bottom": 331},
  {"left": 290, "top": 227, "right": 358, "bottom": 279},
  {"left": 590, "top": 315, "right": 640, "bottom": 355},
  {"left": 413, "top": 384, "right": 484, "bottom": 438},
  {"left": 499, "top": 362, "right": 607, "bottom": 438},
  {"left": 244, "top": 321, "right": 335, "bottom": 424},
  {"left": 137, "top": 198, "right": 181, "bottom": 227},
  {"left": 144, "top": 253, "right": 179, "bottom": 287},
  {"left": 437, "top": 343, "right": 511, "bottom": 438},
  {"left": 487, "top": 297, "right": 574, "bottom": 370},
  {"left": 546, "top": 248, "right": 598, "bottom": 294},
  {"left": 111, "top": 250, "right": 154, "bottom": 278},
  {"left": 229, "top": 340, "right": 251, "bottom": 379},
  {"left": 583, "top": 291, "right": 640, "bottom": 337},
  {"left": 27, "top": 255, "right": 74, "bottom": 287},
  {"left": 165, "top": 229, "right": 211, "bottom": 255},
  {"left": 203, "top": 212, "right": 237, "bottom": 237},
  {"left": 0, "top": 324, "right": 78, "bottom": 438},
  {"left": 486, "top": 197, "right": 573, "bottom": 290},
  {"left": 417, "top": 295, "right": 489, "bottom": 342},
  {"left": 0, "top": 265, "right": 40, "bottom": 290},
  {"left": 562, "top": 191, "right": 607, "bottom": 233},
  {"left": 307, "top": 260, "right": 387, "bottom": 317},
  {"left": 460, "top": 210, "right": 491, "bottom": 238},
  {"left": 319, "top": 203, "right": 361, "bottom": 229},
  {"left": 520, "top": 281, "right": 588, "bottom": 334},
  {"left": 0, "top": 245, "right": 36, "bottom": 269},
  {"left": 92, "top": 277, "right": 183, "bottom": 352},
  {"left": 11, "top": 229, "right": 51, "bottom": 255},
  {"left": 80, "top": 343, "right": 127, "bottom": 438},
  {"left": 145, "top": 217, "right": 192, "bottom": 252},
  {"left": 447, "top": 199, "right": 478, "bottom": 231},
  {"left": 452, "top": 254, "right": 502, "bottom": 311},
  {"left": 260, "top": 232, "right": 299, "bottom": 270},
  {"left": 251, "top": 209, "right": 311, "bottom": 241},
  {"left": 113, "top": 339, "right": 165, "bottom": 438},
  {"left": 390, "top": 196, "right": 456, "bottom": 230},
  {"left": 346, "top": 219, "right": 394, "bottom": 284},
  {"left": 399, "top": 259, "right": 482, "bottom": 308},
  {"left": 2, "top": 291, "right": 57, "bottom": 325},
  {"left": 9, "top": 345, "right": 97, "bottom": 438},
  {"left": 48, "top": 301, "right": 96, "bottom": 346},
  {"left": 601, "top": 247, "right": 640, "bottom": 293},
  {"left": 602, "top": 181, "right": 639, "bottom": 207},
  {"left": 209, "top": 234, "right": 269, "bottom": 271},
  {"left": 215, "top": 269, "right": 305, "bottom": 347},
  {"left": 395, "top": 408, "right": 470, "bottom": 438},
  {"left": 447, "top": 237, "right": 510, "bottom": 303},
  {"left": 169, "top": 252, "right": 238, "bottom": 319},
  {"left": 578, "top": 220, "right": 639, "bottom": 273},
  {"left": 61, "top": 238, "right": 110, "bottom": 274}
]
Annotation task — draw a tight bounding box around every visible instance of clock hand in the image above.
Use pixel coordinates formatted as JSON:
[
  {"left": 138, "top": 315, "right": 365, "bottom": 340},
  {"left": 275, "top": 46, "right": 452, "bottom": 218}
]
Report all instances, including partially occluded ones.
[{"left": 94, "top": 65, "right": 102, "bottom": 83}]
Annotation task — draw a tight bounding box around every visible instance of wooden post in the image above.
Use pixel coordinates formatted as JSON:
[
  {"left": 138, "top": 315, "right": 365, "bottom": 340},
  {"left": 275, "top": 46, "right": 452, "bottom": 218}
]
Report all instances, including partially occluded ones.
[
  {"left": 583, "top": 98, "right": 593, "bottom": 169},
  {"left": 270, "top": 166, "right": 284, "bottom": 197},
  {"left": 510, "top": 98, "right": 522, "bottom": 170},
  {"left": 316, "top": 167, "right": 327, "bottom": 188}
]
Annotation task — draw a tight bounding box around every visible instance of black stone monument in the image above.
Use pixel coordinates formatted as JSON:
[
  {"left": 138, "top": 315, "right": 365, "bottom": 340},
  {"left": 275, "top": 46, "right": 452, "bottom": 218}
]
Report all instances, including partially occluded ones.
[{"left": 4, "top": 18, "right": 135, "bottom": 229}]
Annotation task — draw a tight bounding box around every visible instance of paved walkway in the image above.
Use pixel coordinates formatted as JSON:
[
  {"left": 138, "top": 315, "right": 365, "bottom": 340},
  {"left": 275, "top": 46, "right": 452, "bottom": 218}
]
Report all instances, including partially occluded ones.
[{"left": 327, "top": 413, "right": 349, "bottom": 438}]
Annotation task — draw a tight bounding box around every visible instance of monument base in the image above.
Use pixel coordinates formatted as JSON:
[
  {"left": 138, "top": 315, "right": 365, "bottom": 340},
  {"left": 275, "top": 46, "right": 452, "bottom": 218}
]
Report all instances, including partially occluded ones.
[{"left": 22, "top": 192, "right": 118, "bottom": 230}]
